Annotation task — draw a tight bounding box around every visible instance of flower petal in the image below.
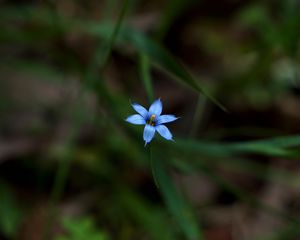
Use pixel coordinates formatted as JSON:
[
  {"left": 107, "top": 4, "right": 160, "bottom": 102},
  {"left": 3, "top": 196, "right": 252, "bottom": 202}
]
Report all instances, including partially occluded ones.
[
  {"left": 157, "top": 114, "right": 178, "bottom": 124},
  {"left": 149, "top": 99, "right": 162, "bottom": 116},
  {"left": 155, "top": 125, "right": 173, "bottom": 140},
  {"left": 143, "top": 124, "right": 155, "bottom": 145},
  {"left": 126, "top": 114, "right": 146, "bottom": 125},
  {"left": 131, "top": 103, "right": 148, "bottom": 118}
]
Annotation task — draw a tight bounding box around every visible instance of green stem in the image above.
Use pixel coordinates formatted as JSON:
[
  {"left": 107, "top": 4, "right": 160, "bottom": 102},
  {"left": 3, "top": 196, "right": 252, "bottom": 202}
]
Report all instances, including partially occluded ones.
[
  {"left": 139, "top": 53, "right": 154, "bottom": 102},
  {"left": 42, "top": 91, "right": 86, "bottom": 240},
  {"left": 149, "top": 145, "right": 159, "bottom": 188},
  {"left": 100, "top": 0, "right": 130, "bottom": 71},
  {"left": 189, "top": 94, "right": 206, "bottom": 138},
  {"left": 42, "top": 150, "right": 73, "bottom": 240}
]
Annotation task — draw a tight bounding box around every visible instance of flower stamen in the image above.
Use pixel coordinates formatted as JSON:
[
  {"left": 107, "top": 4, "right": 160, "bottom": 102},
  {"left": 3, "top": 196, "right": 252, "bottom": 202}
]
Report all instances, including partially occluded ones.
[{"left": 147, "top": 114, "right": 156, "bottom": 126}]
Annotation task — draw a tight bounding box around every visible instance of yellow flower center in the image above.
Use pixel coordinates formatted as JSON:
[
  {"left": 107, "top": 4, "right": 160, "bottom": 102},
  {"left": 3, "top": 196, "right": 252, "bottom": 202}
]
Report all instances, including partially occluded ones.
[{"left": 148, "top": 114, "right": 156, "bottom": 126}]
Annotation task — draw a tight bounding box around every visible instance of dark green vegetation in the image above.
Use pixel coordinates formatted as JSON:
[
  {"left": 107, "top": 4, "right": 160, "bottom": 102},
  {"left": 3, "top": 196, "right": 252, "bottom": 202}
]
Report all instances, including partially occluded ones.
[{"left": 0, "top": 0, "right": 300, "bottom": 239}]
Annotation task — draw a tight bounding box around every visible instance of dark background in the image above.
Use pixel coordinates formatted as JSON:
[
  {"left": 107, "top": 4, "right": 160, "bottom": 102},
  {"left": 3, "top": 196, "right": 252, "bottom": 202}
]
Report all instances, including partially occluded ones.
[{"left": 0, "top": 0, "right": 300, "bottom": 239}]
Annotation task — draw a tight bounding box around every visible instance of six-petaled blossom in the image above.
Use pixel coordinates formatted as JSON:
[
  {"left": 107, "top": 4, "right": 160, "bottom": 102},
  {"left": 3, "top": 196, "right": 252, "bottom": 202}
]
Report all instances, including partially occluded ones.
[{"left": 125, "top": 99, "right": 178, "bottom": 146}]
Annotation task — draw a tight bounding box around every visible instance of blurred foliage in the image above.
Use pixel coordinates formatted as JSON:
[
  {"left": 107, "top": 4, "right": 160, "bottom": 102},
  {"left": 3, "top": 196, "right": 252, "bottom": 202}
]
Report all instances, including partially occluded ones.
[
  {"left": 0, "top": 182, "right": 23, "bottom": 238},
  {"left": 55, "top": 217, "right": 108, "bottom": 240},
  {"left": 1, "top": 0, "right": 300, "bottom": 240}
]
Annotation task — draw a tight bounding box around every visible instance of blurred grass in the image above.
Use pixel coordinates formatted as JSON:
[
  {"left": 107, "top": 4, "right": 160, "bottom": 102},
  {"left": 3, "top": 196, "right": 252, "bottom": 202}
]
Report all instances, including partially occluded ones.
[
  {"left": 55, "top": 216, "right": 109, "bottom": 240},
  {"left": 0, "top": 182, "right": 23, "bottom": 238},
  {"left": 0, "top": 5, "right": 225, "bottom": 110},
  {"left": 1, "top": 1, "right": 300, "bottom": 240},
  {"left": 155, "top": 155, "right": 204, "bottom": 240},
  {"left": 175, "top": 135, "right": 300, "bottom": 158}
]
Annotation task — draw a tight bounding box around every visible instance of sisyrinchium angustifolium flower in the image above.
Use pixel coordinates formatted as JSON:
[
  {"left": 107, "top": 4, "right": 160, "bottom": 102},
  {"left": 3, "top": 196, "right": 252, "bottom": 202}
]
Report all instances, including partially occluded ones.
[{"left": 125, "top": 99, "right": 178, "bottom": 146}]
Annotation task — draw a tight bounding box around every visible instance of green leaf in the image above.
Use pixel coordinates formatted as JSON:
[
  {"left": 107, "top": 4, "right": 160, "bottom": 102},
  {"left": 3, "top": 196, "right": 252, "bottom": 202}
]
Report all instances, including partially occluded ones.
[
  {"left": 55, "top": 216, "right": 109, "bottom": 240},
  {"left": 154, "top": 157, "right": 203, "bottom": 240},
  {"left": 139, "top": 53, "right": 154, "bottom": 103},
  {"left": 0, "top": 183, "right": 23, "bottom": 238},
  {"left": 174, "top": 135, "right": 300, "bottom": 157},
  {"left": 85, "top": 22, "right": 226, "bottom": 111}
]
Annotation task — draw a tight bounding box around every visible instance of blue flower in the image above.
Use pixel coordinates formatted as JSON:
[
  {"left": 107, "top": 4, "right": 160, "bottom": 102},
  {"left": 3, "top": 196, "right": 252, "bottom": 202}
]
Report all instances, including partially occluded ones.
[{"left": 126, "top": 99, "right": 178, "bottom": 145}]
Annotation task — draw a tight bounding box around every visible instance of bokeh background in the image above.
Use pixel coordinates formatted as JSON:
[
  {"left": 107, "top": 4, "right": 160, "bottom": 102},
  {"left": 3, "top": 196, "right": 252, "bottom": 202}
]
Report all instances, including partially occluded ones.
[{"left": 1, "top": 0, "right": 300, "bottom": 239}]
